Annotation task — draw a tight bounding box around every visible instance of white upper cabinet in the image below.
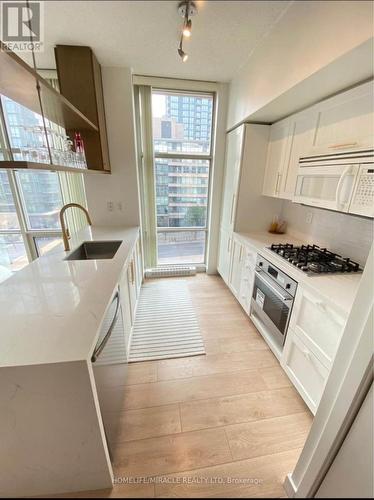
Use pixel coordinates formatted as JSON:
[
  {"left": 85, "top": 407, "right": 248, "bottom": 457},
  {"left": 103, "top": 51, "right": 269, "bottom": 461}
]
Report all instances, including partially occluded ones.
[
  {"left": 262, "top": 118, "right": 291, "bottom": 198},
  {"left": 220, "top": 126, "right": 243, "bottom": 232},
  {"left": 280, "top": 109, "right": 318, "bottom": 200},
  {"left": 312, "top": 81, "right": 374, "bottom": 152},
  {"left": 262, "top": 81, "right": 374, "bottom": 201}
]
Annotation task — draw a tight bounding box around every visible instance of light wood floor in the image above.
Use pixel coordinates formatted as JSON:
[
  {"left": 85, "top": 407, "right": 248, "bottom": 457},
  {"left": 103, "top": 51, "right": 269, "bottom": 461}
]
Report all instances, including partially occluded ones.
[{"left": 55, "top": 274, "right": 312, "bottom": 498}]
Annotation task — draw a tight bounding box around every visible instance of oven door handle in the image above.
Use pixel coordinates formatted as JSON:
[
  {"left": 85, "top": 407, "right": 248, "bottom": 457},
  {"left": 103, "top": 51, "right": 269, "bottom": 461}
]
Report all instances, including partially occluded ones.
[{"left": 255, "top": 269, "right": 293, "bottom": 302}]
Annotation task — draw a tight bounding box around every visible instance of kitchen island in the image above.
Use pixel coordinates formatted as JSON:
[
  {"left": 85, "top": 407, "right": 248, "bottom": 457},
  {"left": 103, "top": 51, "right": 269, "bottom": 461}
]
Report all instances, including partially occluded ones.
[{"left": 0, "top": 226, "right": 140, "bottom": 497}]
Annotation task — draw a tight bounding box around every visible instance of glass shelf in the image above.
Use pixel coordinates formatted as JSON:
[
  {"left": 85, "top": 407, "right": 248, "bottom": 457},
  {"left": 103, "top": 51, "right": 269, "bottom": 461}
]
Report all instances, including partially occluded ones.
[
  {"left": 0, "top": 42, "right": 98, "bottom": 132},
  {"left": 0, "top": 160, "right": 109, "bottom": 174},
  {"left": 0, "top": 42, "right": 105, "bottom": 174}
]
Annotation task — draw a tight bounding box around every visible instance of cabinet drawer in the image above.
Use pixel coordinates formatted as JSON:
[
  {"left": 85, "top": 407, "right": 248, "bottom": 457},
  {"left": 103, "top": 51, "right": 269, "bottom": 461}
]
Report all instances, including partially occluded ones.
[
  {"left": 289, "top": 287, "right": 346, "bottom": 368},
  {"left": 282, "top": 330, "right": 329, "bottom": 414}
]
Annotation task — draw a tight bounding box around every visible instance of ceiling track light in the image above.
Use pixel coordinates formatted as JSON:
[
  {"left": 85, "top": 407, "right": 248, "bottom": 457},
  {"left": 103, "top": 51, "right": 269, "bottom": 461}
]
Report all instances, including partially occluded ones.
[
  {"left": 177, "top": 0, "right": 197, "bottom": 62},
  {"left": 178, "top": 38, "right": 188, "bottom": 62},
  {"left": 183, "top": 19, "right": 192, "bottom": 37}
]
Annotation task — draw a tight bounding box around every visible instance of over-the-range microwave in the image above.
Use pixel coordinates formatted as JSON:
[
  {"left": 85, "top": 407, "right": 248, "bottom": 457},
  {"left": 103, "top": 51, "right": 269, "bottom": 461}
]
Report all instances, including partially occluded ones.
[{"left": 293, "top": 149, "right": 374, "bottom": 218}]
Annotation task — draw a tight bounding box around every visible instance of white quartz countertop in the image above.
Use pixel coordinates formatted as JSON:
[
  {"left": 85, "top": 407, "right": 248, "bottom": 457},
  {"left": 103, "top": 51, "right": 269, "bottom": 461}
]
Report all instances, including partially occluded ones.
[
  {"left": 235, "top": 231, "right": 362, "bottom": 315},
  {"left": 0, "top": 226, "right": 139, "bottom": 368}
]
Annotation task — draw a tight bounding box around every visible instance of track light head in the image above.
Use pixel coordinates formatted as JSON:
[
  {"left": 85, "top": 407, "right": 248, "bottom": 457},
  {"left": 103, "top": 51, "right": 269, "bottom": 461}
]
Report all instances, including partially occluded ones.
[
  {"left": 183, "top": 19, "right": 192, "bottom": 37},
  {"left": 177, "top": 1, "right": 196, "bottom": 62},
  {"left": 178, "top": 47, "right": 188, "bottom": 62}
]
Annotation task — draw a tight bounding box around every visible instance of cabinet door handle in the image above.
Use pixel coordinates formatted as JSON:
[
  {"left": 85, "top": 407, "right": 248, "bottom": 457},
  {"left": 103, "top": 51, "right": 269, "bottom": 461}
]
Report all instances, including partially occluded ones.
[
  {"left": 301, "top": 347, "right": 311, "bottom": 361},
  {"left": 275, "top": 172, "right": 282, "bottom": 194},
  {"left": 329, "top": 142, "right": 358, "bottom": 150},
  {"left": 230, "top": 194, "right": 236, "bottom": 224},
  {"left": 131, "top": 260, "right": 135, "bottom": 284},
  {"left": 227, "top": 237, "right": 232, "bottom": 253},
  {"left": 301, "top": 345, "right": 326, "bottom": 376},
  {"left": 239, "top": 246, "right": 243, "bottom": 262},
  {"left": 315, "top": 300, "right": 326, "bottom": 311}
]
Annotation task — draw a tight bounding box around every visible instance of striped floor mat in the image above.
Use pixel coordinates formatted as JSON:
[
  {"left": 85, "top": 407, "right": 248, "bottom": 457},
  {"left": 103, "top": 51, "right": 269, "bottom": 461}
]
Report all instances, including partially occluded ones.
[{"left": 129, "top": 280, "right": 205, "bottom": 362}]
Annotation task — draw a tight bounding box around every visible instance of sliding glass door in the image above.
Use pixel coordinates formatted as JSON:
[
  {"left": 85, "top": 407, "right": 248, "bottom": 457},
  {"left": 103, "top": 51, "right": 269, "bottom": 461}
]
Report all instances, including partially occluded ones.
[{"left": 151, "top": 90, "right": 214, "bottom": 266}]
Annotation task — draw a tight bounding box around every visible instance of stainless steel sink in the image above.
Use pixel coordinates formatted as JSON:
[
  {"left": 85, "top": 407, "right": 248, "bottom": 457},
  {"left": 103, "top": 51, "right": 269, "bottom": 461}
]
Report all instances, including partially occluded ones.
[{"left": 64, "top": 240, "right": 122, "bottom": 261}]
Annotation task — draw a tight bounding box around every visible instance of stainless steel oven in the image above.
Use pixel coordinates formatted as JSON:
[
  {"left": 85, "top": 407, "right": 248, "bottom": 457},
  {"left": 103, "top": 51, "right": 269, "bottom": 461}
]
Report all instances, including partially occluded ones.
[{"left": 250, "top": 255, "right": 297, "bottom": 352}]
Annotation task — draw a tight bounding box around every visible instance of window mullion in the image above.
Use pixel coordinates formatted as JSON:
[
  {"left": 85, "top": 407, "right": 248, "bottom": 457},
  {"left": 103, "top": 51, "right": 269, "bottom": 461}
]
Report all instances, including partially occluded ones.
[
  {"left": 6, "top": 170, "right": 34, "bottom": 262},
  {"left": 154, "top": 153, "right": 212, "bottom": 161}
]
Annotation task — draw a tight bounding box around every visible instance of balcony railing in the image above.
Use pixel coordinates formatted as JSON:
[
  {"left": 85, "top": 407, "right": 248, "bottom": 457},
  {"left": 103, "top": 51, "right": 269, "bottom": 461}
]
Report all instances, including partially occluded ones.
[{"left": 157, "top": 228, "right": 206, "bottom": 265}]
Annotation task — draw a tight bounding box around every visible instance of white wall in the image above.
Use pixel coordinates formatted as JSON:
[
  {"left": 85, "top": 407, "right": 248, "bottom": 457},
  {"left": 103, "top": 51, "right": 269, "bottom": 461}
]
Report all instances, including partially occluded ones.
[
  {"left": 84, "top": 67, "right": 140, "bottom": 227},
  {"left": 227, "top": 0, "right": 374, "bottom": 128},
  {"left": 282, "top": 201, "right": 373, "bottom": 266},
  {"left": 206, "top": 83, "right": 229, "bottom": 274},
  {"left": 315, "top": 384, "right": 373, "bottom": 498}
]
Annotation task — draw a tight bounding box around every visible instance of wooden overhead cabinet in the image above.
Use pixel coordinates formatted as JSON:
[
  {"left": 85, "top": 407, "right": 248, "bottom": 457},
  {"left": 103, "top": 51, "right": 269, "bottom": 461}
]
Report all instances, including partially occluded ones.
[{"left": 55, "top": 45, "right": 111, "bottom": 172}]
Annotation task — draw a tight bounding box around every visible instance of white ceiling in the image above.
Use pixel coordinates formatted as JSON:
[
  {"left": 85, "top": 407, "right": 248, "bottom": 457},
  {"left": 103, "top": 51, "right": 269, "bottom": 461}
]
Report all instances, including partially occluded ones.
[{"left": 25, "top": 0, "right": 291, "bottom": 82}]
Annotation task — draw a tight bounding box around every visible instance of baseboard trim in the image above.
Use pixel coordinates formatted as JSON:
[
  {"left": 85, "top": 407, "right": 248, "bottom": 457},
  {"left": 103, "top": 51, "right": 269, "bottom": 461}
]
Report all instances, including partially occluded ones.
[{"left": 283, "top": 473, "right": 297, "bottom": 498}]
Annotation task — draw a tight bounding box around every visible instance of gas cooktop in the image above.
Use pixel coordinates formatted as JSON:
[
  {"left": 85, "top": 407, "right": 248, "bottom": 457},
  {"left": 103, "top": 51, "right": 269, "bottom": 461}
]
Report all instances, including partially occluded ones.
[{"left": 269, "top": 243, "right": 362, "bottom": 275}]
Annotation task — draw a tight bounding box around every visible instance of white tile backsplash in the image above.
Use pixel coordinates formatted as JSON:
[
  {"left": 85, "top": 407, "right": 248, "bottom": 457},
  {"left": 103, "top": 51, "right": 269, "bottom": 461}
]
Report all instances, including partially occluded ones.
[{"left": 281, "top": 201, "right": 374, "bottom": 266}]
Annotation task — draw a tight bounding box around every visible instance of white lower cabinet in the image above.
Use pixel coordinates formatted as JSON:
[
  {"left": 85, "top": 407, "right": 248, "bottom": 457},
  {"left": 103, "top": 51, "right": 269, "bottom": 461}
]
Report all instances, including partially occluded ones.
[
  {"left": 289, "top": 285, "right": 347, "bottom": 368},
  {"left": 127, "top": 237, "right": 143, "bottom": 324},
  {"left": 281, "top": 330, "right": 329, "bottom": 414},
  {"left": 134, "top": 237, "right": 143, "bottom": 298},
  {"left": 281, "top": 284, "right": 347, "bottom": 413},
  {"left": 218, "top": 230, "right": 348, "bottom": 415},
  {"left": 128, "top": 256, "right": 137, "bottom": 321},
  {"left": 119, "top": 268, "right": 133, "bottom": 354},
  {"left": 118, "top": 234, "right": 144, "bottom": 353},
  {"left": 226, "top": 235, "right": 257, "bottom": 314},
  {"left": 229, "top": 238, "right": 244, "bottom": 297},
  {"left": 218, "top": 228, "right": 232, "bottom": 285},
  {"left": 237, "top": 245, "right": 256, "bottom": 314}
]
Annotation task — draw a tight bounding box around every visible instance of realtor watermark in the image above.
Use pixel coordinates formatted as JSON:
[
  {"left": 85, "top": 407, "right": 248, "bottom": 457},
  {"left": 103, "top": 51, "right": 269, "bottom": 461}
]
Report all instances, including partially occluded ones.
[
  {"left": 0, "top": 0, "right": 44, "bottom": 52},
  {"left": 114, "top": 476, "right": 264, "bottom": 485}
]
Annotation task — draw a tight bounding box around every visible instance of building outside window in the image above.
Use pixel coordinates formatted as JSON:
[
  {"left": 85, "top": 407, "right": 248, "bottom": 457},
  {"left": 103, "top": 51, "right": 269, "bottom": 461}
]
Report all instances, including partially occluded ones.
[
  {"left": 0, "top": 96, "right": 87, "bottom": 275},
  {"left": 152, "top": 91, "right": 214, "bottom": 265}
]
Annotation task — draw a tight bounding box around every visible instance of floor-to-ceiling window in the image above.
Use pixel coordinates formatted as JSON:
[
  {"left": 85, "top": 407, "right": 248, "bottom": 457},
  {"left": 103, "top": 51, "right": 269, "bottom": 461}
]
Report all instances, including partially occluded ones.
[
  {"left": 0, "top": 93, "right": 87, "bottom": 274},
  {"left": 151, "top": 90, "right": 214, "bottom": 265},
  {"left": 0, "top": 168, "right": 65, "bottom": 272}
]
